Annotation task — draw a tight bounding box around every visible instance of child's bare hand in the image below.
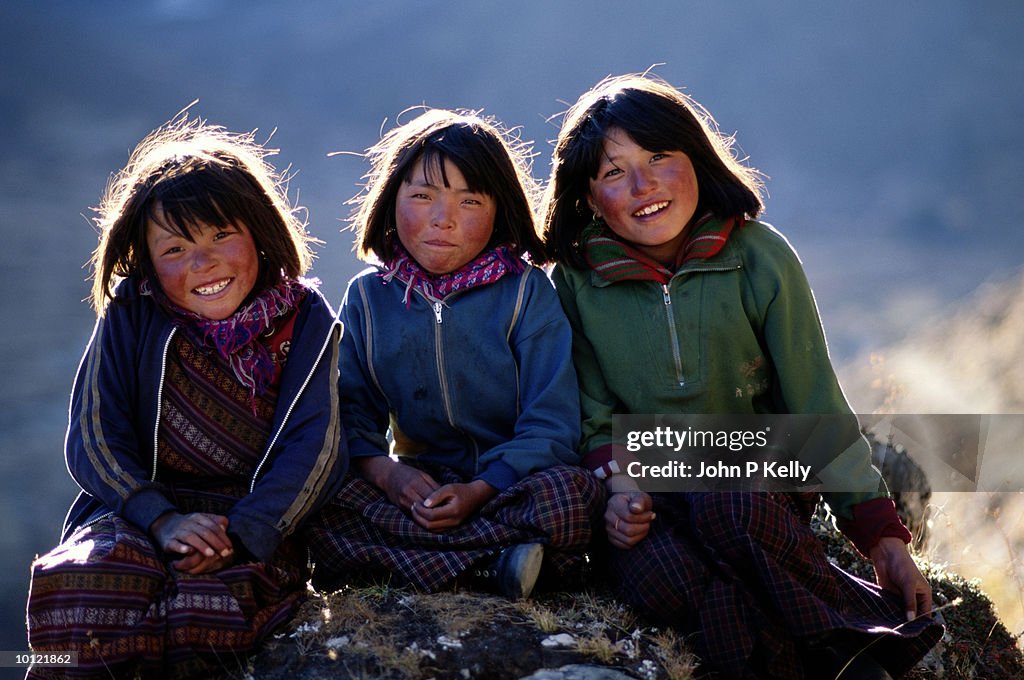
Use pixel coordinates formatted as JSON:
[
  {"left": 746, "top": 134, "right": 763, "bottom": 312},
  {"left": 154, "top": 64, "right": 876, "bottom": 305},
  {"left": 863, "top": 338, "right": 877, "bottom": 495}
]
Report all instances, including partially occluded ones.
[
  {"left": 171, "top": 549, "right": 235, "bottom": 575},
  {"left": 605, "top": 491, "right": 655, "bottom": 549},
  {"left": 870, "top": 536, "right": 933, "bottom": 621},
  {"left": 150, "top": 511, "right": 233, "bottom": 564},
  {"left": 357, "top": 456, "right": 441, "bottom": 510},
  {"left": 385, "top": 463, "right": 441, "bottom": 510},
  {"left": 413, "top": 480, "right": 497, "bottom": 531}
]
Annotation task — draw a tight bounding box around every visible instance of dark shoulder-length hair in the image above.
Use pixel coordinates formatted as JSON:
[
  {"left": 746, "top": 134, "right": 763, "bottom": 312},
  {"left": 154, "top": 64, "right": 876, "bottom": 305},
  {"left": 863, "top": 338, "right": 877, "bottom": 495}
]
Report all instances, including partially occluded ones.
[
  {"left": 90, "top": 111, "right": 315, "bottom": 314},
  {"left": 350, "top": 108, "right": 546, "bottom": 264},
  {"left": 542, "top": 73, "right": 765, "bottom": 268}
]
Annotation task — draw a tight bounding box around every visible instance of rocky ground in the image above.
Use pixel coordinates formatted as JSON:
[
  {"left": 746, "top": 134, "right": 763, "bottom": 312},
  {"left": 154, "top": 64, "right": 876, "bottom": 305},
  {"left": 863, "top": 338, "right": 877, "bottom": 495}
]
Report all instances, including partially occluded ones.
[
  {"left": 234, "top": 586, "right": 696, "bottom": 680},
  {"left": 209, "top": 502, "right": 1022, "bottom": 680}
]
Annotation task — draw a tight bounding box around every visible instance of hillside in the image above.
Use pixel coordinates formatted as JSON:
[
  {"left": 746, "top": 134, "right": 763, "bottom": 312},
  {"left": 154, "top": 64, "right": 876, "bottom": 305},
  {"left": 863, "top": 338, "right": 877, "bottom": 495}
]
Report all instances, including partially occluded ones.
[
  {"left": 837, "top": 268, "right": 1024, "bottom": 649},
  {"left": 839, "top": 268, "right": 1024, "bottom": 415}
]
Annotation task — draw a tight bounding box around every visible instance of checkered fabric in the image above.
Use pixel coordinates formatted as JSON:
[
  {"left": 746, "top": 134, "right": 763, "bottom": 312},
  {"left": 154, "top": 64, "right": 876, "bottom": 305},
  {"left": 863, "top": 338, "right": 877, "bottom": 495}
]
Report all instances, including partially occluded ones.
[
  {"left": 603, "top": 492, "right": 942, "bottom": 679},
  {"left": 305, "top": 463, "right": 604, "bottom": 592}
]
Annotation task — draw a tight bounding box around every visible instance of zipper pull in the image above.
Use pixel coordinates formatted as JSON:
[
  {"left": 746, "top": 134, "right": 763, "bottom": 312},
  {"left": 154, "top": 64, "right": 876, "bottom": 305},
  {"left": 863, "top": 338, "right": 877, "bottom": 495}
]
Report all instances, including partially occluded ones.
[
  {"left": 433, "top": 301, "right": 443, "bottom": 324},
  {"left": 662, "top": 284, "right": 672, "bottom": 306}
]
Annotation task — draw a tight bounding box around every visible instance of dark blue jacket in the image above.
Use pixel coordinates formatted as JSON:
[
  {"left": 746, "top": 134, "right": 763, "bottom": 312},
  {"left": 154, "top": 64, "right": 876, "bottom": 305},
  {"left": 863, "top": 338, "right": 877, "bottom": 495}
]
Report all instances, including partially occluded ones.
[
  {"left": 340, "top": 265, "right": 581, "bottom": 491},
  {"left": 62, "top": 278, "right": 348, "bottom": 562}
]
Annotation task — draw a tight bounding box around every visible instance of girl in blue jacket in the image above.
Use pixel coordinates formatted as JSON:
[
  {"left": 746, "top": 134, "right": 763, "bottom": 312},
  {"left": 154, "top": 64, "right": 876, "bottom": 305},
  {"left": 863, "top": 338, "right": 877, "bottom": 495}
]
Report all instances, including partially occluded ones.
[
  {"left": 307, "top": 109, "right": 603, "bottom": 600},
  {"left": 26, "top": 113, "right": 347, "bottom": 679}
]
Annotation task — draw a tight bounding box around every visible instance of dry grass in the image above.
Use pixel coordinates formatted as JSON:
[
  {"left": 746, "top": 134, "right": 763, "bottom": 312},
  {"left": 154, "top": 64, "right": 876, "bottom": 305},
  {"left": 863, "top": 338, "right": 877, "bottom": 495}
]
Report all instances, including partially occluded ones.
[
  {"left": 514, "top": 601, "right": 562, "bottom": 633},
  {"left": 574, "top": 631, "right": 622, "bottom": 664},
  {"left": 573, "top": 590, "right": 639, "bottom": 635},
  {"left": 285, "top": 585, "right": 425, "bottom": 678},
  {"left": 412, "top": 590, "right": 515, "bottom": 638},
  {"left": 650, "top": 629, "right": 701, "bottom": 680}
]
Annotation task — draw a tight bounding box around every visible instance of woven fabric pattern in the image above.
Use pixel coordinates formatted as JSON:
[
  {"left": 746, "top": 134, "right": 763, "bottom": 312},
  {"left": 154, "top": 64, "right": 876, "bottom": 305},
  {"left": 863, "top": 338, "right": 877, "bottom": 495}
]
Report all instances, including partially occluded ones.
[
  {"left": 604, "top": 492, "right": 943, "bottom": 678},
  {"left": 28, "top": 333, "right": 308, "bottom": 679},
  {"left": 306, "top": 463, "right": 604, "bottom": 592}
]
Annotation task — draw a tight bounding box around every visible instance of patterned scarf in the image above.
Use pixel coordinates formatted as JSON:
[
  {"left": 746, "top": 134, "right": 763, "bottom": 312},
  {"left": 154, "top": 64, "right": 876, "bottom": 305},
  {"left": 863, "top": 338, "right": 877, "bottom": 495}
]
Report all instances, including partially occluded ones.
[
  {"left": 582, "top": 213, "right": 741, "bottom": 284},
  {"left": 140, "top": 276, "right": 308, "bottom": 402},
  {"left": 381, "top": 242, "right": 527, "bottom": 305}
]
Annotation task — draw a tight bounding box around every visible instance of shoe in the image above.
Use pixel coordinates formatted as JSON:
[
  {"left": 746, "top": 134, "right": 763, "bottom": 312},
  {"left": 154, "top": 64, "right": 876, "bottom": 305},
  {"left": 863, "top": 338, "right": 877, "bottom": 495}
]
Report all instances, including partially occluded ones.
[{"left": 470, "top": 543, "right": 544, "bottom": 600}]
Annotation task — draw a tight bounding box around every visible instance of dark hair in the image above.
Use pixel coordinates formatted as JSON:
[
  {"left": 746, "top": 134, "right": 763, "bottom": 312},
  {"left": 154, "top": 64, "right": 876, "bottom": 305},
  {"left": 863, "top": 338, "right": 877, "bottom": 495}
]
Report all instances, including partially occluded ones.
[
  {"left": 350, "top": 108, "right": 545, "bottom": 264},
  {"left": 90, "top": 111, "right": 315, "bottom": 314},
  {"left": 542, "top": 74, "right": 765, "bottom": 267}
]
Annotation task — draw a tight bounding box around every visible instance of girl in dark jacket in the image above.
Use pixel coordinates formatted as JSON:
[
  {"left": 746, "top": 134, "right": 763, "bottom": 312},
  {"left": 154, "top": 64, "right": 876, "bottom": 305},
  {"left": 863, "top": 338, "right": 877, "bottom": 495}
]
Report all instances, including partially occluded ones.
[{"left": 27, "top": 112, "right": 347, "bottom": 679}]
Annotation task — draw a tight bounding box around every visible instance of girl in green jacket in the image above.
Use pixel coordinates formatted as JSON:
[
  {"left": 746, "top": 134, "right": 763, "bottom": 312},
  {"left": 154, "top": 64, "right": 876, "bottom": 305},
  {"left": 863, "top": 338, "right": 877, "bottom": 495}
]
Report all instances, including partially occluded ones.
[{"left": 543, "top": 73, "right": 941, "bottom": 679}]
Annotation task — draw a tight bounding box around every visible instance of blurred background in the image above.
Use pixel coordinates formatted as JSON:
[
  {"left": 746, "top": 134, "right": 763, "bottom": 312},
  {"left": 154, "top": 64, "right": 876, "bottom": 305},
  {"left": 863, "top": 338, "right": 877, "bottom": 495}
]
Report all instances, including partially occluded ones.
[{"left": 2, "top": 0, "right": 1022, "bottom": 664}]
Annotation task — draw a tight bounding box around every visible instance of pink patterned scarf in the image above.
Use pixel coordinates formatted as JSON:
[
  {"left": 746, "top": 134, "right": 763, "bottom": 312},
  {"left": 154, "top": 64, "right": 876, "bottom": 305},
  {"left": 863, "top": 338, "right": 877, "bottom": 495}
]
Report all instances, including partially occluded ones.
[
  {"left": 140, "top": 276, "right": 309, "bottom": 402},
  {"left": 381, "top": 243, "right": 526, "bottom": 305}
]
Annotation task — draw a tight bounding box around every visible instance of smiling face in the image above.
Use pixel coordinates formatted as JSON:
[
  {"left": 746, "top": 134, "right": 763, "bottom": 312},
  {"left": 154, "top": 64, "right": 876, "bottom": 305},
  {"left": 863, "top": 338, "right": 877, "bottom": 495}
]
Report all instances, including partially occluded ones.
[
  {"left": 395, "top": 155, "right": 496, "bottom": 275},
  {"left": 145, "top": 207, "right": 260, "bottom": 320},
  {"left": 586, "top": 127, "right": 700, "bottom": 266}
]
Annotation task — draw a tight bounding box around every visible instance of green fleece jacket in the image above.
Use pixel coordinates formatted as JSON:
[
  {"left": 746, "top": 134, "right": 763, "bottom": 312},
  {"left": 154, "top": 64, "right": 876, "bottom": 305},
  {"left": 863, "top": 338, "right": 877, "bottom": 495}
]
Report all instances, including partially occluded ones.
[{"left": 552, "top": 218, "right": 889, "bottom": 526}]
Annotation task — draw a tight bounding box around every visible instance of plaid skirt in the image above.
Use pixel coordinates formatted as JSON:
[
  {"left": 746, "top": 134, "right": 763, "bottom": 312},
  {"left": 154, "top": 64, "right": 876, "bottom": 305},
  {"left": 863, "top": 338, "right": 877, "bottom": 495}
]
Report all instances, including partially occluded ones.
[
  {"left": 27, "top": 513, "right": 308, "bottom": 680},
  {"left": 305, "top": 464, "right": 604, "bottom": 592},
  {"left": 605, "top": 492, "right": 943, "bottom": 679}
]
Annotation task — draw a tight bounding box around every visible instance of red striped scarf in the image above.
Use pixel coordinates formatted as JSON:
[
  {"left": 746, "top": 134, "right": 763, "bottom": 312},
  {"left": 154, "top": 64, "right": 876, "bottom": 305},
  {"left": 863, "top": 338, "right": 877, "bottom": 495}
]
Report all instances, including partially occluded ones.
[{"left": 582, "top": 214, "right": 741, "bottom": 284}]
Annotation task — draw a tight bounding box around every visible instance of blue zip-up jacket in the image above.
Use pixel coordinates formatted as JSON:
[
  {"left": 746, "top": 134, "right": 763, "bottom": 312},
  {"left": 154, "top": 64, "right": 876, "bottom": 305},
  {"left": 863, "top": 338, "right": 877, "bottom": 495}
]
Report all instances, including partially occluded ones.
[
  {"left": 340, "top": 265, "right": 581, "bottom": 491},
  {"left": 62, "top": 278, "right": 348, "bottom": 563}
]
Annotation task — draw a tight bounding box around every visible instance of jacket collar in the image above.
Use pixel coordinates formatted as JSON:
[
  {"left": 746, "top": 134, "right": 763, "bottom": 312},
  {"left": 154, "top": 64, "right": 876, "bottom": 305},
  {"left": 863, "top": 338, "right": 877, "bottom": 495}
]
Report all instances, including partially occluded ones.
[{"left": 586, "top": 215, "right": 744, "bottom": 289}]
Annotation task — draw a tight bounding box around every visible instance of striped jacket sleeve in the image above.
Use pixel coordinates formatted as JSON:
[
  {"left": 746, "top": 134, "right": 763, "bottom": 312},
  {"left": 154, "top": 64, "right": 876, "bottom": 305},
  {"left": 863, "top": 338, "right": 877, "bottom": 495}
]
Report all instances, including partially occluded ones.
[
  {"left": 64, "top": 308, "right": 176, "bottom": 534},
  {"left": 227, "top": 305, "right": 349, "bottom": 562}
]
